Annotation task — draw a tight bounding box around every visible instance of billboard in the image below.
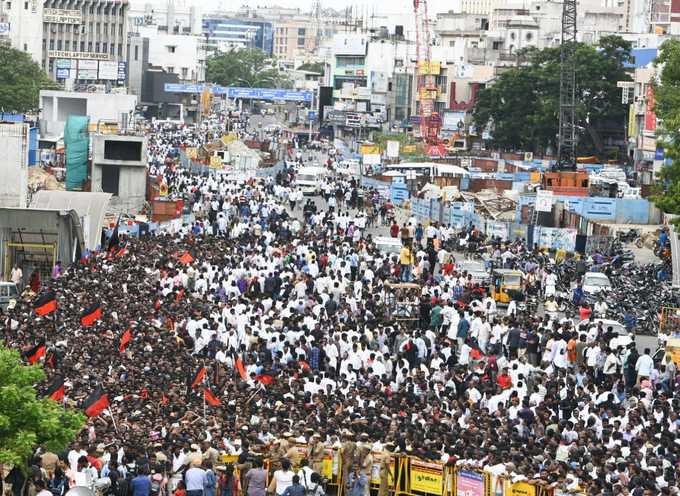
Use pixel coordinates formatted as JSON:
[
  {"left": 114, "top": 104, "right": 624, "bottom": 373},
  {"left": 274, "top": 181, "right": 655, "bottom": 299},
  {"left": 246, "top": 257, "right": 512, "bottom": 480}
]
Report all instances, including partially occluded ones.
[
  {"left": 98, "top": 61, "right": 118, "bottom": 80},
  {"left": 442, "top": 111, "right": 465, "bottom": 131},
  {"left": 163, "top": 83, "right": 313, "bottom": 102},
  {"left": 44, "top": 8, "right": 82, "bottom": 24},
  {"left": 77, "top": 59, "right": 98, "bottom": 80},
  {"left": 645, "top": 85, "right": 657, "bottom": 132},
  {"left": 56, "top": 68, "right": 71, "bottom": 79},
  {"left": 0, "top": 22, "right": 10, "bottom": 35}
]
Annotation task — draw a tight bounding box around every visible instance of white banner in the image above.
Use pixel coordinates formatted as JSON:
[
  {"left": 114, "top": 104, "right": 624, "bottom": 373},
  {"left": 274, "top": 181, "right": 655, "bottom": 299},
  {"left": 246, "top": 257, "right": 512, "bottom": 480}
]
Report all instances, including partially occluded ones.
[
  {"left": 535, "top": 190, "right": 554, "bottom": 212},
  {"left": 386, "top": 140, "right": 400, "bottom": 158}
]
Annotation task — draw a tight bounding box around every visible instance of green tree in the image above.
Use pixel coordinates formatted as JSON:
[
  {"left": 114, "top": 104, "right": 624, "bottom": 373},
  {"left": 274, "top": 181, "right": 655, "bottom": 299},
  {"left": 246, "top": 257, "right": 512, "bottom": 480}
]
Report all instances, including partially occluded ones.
[
  {"left": 206, "top": 48, "right": 290, "bottom": 89},
  {"left": 0, "top": 46, "right": 59, "bottom": 114},
  {"left": 472, "top": 35, "right": 632, "bottom": 154},
  {"left": 296, "top": 62, "right": 325, "bottom": 75},
  {"left": 0, "top": 344, "right": 84, "bottom": 468},
  {"left": 651, "top": 39, "right": 680, "bottom": 215}
]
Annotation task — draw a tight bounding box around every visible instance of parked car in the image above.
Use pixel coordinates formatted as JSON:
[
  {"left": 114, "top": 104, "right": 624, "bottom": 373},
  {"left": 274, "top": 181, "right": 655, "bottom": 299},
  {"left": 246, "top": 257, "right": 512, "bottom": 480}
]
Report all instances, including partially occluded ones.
[
  {"left": 0, "top": 281, "right": 19, "bottom": 311},
  {"left": 582, "top": 271, "right": 612, "bottom": 294}
]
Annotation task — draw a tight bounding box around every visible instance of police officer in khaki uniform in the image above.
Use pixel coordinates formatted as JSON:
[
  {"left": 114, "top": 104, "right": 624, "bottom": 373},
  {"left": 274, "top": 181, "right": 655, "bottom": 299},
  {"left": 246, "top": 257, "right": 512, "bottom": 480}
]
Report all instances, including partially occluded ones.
[
  {"left": 357, "top": 434, "right": 374, "bottom": 496},
  {"left": 307, "top": 433, "right": 326, "bottom": 474},
  {"left": 340, "top": 430, "right": 357, "bottom": 491},
  {"left": 378, "top": 442, "right": 395, "bottom": 496},
  {"left": 284, "top": 433, "right": 302, "bottom": 468},
  {"left": 270, "top": 436, "right": 289, "bottom": 470}
]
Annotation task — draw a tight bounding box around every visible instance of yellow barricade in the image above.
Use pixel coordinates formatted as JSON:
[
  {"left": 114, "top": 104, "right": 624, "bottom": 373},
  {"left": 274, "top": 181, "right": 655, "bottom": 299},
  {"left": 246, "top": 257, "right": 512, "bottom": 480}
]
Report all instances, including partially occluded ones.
[{"left": 222, "top": 449, "right": 587, "bottom": 496}]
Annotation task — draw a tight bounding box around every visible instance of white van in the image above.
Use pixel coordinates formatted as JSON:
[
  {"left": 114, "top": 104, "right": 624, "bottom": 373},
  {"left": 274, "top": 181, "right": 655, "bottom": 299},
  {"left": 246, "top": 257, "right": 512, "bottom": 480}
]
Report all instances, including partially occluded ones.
[{"left": 294, "top": 166, "right": 326, "bottom": 195}]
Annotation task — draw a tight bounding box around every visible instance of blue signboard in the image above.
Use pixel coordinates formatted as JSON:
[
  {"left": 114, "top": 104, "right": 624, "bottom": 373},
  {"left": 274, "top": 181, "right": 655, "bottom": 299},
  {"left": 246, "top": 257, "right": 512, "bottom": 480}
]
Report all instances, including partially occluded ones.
[
  {"left": 164, "top": 83, "right": 313, "bottom": 102},
  {"left": 56, "top": 68, "right": 70, "bottom": 80},
  {"left": 117, "top": 62, "right": 127, "bottom": 80}
]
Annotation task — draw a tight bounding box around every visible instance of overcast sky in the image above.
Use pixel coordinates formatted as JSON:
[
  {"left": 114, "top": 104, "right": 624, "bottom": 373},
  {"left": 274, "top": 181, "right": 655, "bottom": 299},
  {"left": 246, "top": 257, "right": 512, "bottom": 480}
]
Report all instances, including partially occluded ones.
[{"left": 132, "top": 0, "right": 459, "bottom": 19}]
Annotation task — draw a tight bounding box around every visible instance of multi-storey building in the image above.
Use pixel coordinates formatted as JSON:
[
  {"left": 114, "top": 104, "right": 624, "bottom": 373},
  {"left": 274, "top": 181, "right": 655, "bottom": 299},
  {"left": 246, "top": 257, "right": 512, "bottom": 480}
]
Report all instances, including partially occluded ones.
[
  {"left": 272, "top": 19, "right": 318, "bottom": 64},
  {"left": 127, "top": 0, "right": 201, "bottom": 36},
  {"left": 0, "top": 0, "right": 43, "bottom": 62},
  {"left": 202, "top": 17, "right": 273, "bottom": 54},
  {"left": 42, "top": 0, "right": 129, "bottom": 81}
]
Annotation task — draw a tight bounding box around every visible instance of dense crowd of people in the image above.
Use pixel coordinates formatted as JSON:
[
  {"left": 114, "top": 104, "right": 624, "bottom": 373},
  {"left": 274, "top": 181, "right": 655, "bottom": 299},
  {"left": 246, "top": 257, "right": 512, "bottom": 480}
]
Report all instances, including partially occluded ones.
[{"left": 1, "top": 116, "right": 679, "bottom": 496}]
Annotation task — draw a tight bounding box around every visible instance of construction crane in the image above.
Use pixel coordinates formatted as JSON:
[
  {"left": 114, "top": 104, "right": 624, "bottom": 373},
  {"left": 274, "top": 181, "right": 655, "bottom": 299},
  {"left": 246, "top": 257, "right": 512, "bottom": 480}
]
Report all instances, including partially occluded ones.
[
  {"left": 413, "top": 0, "right": 441, "bottom": 143},
  {"left": 556, "top": 0, "right": 577, "bottom": 169}
]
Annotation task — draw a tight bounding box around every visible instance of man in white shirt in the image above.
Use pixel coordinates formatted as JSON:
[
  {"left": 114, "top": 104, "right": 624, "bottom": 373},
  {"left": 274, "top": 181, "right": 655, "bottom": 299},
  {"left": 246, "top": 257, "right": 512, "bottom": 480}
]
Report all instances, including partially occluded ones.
[{"left": 635, "top": 348, "right": 654, "bottom": 380}]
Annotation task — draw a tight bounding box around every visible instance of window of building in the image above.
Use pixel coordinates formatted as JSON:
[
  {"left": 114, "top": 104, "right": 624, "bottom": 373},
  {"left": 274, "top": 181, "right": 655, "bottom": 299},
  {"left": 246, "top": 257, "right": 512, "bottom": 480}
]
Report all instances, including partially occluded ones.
[
  {"left": 297, "top": 37, "right": 304, "bottom": 47},
  {"left": 96, "top": 22, "right": 100, "bottom": 34},
  {"left": 526, "top": 32, "right": 533, "bottom": 41},
  {"left": 101, "top": 166, "right": 120, "bottom": 196},
  {"left": 65, "top": 24, "right": 70, "bottom": 32},
  {"left": 181, "top": 67, "right": 188, "bottom": 79},
  {"left": 103, "top": 23, "right": 108, "bottom": 34},
  {"left": 492, "top": 41, "right": 502, "bottom": 50},
  {"left": 449, "top": 40, "right": 455, "bottom": 47},
  {"left": 110, "top": 44, "right": 115, "bottom": 55},
  {"left": 80, "top": 41, "right": 85, "bottom": 51},
  {"left": 134, "top": 45, "right": 138, "bottom": 61},
  {"left": 49, "top": 39, "right": 54, "bottom": 49},
  {"left": 117, "top": 44, "right": 122, "bottom": 57},
  {"left": 23, "top": 1, "right": 27, "bottom": 9},
  {"left": 298, "top": 27, "right": 305, "bottom": 36},
  {"left": 64, "top": 40, "right": 70, "bottom": 50},
  {"left": 23, "top": 43, "right": 27, "bottom": 51},
  {"left": 119, "top": 24, "right": 123, "bottom": 36},
  {"left": 89, "top": 5, "right": 93, "bottom": 13},
  {"left": 95, "top": 42, "right": 100, "bottom": 52},
  {"left": 167, "top": 66, "right": 175, "bottom": 73},
  {"left": 102, "top": 42, "right": 107, "bottom": 53},
  {"left": 88, "top": 41, "right": 92, "bottom": 51},
  {"left": 6, "top": 2, "right": 11, "bottom": 9},
  {"left": 167, "top": 45, "right": 176, "bottom": 53}
]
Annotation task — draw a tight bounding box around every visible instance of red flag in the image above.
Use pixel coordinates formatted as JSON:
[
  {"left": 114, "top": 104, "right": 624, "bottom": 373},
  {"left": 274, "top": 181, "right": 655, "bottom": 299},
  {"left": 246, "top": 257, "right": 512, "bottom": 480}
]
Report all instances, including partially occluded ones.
[
  {"left": 235, "top": 357, "right": 247, "bottom": 380},
  {"left": 203, "top": 388, "right": 221, "bottom": 406},
  {"left": 83, "top": 387, "right": 110, "bottom": 417},
  {"left": 45, "top": 352, "right": 57, "bottom": 369},
  {"left": 140, "top": 388, "right": 149, "bottom": 400},
  {"left": 25, "top": 342, "right": 46, "bottom": 365},
  {"left": 34, "top": 291, "right": 57, "bottom": 316},
  {"left": 161, "top": 393, "right": 169, "bottom": 406},
  {"left": 256, "top": 374, "right": 274, "bottom": 386},
  {"left": 191, "top": 366, "right": 206, "bottom": 389},
  {"left": 119, "top": 329, "right": 132, "bottom": 353},
  {"left": 299, "top": 360, "right": 311, "bottom": 371},
  {"left": 179, "top": 251, "right": 194, "bottom": 265},
  {"left": 45, "top": 376, "right": 65, "bottom": 402},
  {"left": 115, "top": 247, "right": 127, "bottom": 258},
  {"left": 81, "top": 303, "right": 102, "bottom": 327}
]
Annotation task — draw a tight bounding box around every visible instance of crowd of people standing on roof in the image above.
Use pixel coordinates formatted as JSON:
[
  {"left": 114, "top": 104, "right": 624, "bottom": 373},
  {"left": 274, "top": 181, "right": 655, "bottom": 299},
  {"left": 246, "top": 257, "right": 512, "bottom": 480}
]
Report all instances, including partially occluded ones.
[{"left": 1, "top": 116, "right": 679, "bottom": 496}]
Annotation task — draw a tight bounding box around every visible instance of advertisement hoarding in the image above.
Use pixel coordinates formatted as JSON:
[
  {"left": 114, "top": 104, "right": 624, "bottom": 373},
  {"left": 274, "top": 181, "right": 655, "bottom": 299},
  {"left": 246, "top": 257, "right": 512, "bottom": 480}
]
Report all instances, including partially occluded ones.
[
  {"left": 98, "top": 61, "right": 118, "bottom": 80},
  {"left": 77, "top": 59, "right": 98, "bottom": 80},
  {"left": 455, "top": 470, "right": 485, "bottom": 496}
]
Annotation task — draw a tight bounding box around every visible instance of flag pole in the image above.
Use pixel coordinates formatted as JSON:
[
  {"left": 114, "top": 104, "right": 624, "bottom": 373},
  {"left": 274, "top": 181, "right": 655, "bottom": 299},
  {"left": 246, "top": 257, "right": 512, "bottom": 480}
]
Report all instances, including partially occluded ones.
[
  {"left": 203, "top": 361, "right": 207, "bottom": 427},
  {"left": 108, "top": 407, "right": 120, "bottom": 435}
]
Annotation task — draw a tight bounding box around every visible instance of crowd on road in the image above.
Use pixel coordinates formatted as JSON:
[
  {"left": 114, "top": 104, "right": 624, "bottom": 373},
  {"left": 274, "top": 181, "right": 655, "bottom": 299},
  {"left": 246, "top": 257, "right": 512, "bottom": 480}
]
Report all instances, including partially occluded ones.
[{"left": 1, "top": 117, "right": 680, "bottom": 496}]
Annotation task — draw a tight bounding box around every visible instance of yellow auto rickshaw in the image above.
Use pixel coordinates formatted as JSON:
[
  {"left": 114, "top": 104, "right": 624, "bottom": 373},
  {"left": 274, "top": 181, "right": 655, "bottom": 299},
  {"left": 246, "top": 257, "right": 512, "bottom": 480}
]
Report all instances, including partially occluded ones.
[{"left": 490, "top": 269, "right": 524, "bottom": 304}]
